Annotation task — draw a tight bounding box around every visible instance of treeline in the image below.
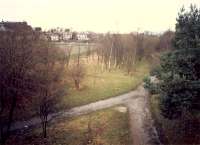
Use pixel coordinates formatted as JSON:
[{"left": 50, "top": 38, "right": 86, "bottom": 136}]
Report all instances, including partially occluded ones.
[
  {"left": 96, "top": 30, "right": 174, "bottom": 73},
  {"left": 0, "top": 28, "right": 67, "bottom": 144}
]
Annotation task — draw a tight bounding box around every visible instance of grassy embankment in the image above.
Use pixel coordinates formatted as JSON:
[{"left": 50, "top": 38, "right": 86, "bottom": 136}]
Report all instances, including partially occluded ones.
[
  {"left": 7, "top": 107, "right": 132, "bottom": 145},
  {"left": 49, "top": 42, "right": 150, "bottom": 109},
  {"left": 62, "top": 57, "right": 150, "bottom": 108},
  {"left": 14, "top": 42, "right": 150, "bottom": 120},
  {"left": 53, "top": 42, "right": 96, "bottom": 56}
]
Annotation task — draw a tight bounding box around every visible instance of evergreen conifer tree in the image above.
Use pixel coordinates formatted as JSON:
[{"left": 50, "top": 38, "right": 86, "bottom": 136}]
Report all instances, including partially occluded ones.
[{"left": 158, "top": 5, "right": 200, "bottom": 119}]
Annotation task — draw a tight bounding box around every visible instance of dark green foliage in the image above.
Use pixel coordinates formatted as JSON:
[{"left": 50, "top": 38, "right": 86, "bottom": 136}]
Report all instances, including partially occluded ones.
[
  {"left": 144, "top": 65, "right": 162, "bottom": 94},
  {"left": 150, "top": 66, "right": 162, "bottom": 79},
  {"left": 174, "top": 5, "right": 200, "bottom": 50},
  {"left": 143, "top": 76, "right": 159, "bottom": 94},
  {"left": 157, "top": 5, "right": 200, "bottom": 119}
]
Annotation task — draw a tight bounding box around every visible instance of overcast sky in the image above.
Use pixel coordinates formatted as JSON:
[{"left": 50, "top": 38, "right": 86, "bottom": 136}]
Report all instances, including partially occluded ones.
[{"left": 1, "top": 0, "right": 200, "bottom": 33}]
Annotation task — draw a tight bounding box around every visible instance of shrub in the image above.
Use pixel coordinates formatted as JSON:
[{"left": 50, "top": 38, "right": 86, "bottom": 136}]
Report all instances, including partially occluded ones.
[{"left": 143, "top": 76, "right": 159, "bottom": 94}]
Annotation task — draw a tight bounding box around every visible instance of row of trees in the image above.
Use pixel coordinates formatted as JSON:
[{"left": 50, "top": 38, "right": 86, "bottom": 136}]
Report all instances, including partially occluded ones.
[
  {"left": 97, "top": 31, "right": 174, "bottom": 73},
  {"left": 0, "top": 27, "right": 67, "bottom": 144}
]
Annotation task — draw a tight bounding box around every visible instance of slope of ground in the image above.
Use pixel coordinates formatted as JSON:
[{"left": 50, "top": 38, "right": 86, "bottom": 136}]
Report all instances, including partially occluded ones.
[
  {"left": 7, "top": 107, "right": 132, "bottom": 145},
  {"left": 10, "top": 85, "right": 161, "bottom": 145},
  {"left": 62, "top": 58, "right": 150, "bottom": 109},
  {"left": 14, "top": 56, "right": 150, "bottom": 121}
]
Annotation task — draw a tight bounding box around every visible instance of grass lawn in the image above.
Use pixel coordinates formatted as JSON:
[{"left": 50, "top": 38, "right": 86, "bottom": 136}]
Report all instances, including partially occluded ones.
[
  {"left": 7, "top": 106, "right": 132, "bottom": 145},
  {"left": 13, "top": 55, "right": 149, "bottom": 122},
  {"left": 61, "top": 58, "right": 150, "bottom": 109},
  {"left": 13, "top": 56, "right": 149, "bottom": 121},
  {"left": 53, "top": 42, "right": 97, "bottom": 55}
]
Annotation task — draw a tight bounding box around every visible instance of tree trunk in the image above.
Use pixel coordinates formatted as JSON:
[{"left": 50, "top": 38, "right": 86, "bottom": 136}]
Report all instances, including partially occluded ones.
[
  {"left": 108, "top": 42, "right": 113, "bottom": 71},
  {"left": 0, "top": 95, "right": 17, "bottom": 145},
  {"left": 42, "top": 118, "right": 47, "bottom": 138},
  {"left": 75, "top": 80, "right": 80, "bottom": 90}
]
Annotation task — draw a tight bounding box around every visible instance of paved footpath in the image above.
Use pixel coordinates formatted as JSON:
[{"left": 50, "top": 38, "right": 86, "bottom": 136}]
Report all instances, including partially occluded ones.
[{"left": 11, "top": 85, "right": 162, "bottom": 145}]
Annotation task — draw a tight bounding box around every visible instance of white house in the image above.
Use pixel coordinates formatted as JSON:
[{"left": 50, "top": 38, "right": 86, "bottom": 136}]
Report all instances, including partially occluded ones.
[
  {"left": 77, "top": 33, "right": 89, "bottom": 41},
  {"left": 50, "top": 34, "right": 59, "bottom": 41},
  {"left": 63, "top": 32, "right": 72, "bottom": 41}
]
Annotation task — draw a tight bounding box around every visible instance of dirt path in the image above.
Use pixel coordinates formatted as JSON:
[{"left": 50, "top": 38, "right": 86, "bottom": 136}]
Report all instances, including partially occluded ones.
[
  {"left": 11, "top": 85, "right": 162, "bottom": 145},
  {"left": 126, "top": 86, "right": 162, "bottom": 145},
  {"left": 11, "top": 86, "right": 142, "bottom": 131}
]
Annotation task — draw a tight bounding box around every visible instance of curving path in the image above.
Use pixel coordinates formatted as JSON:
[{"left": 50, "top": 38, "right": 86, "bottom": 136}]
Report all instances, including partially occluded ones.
[{"left": 11, "top": 85, "right": 162, "bottom": 145}]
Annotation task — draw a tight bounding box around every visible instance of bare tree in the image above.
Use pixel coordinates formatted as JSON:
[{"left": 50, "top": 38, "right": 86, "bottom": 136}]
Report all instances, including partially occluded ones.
[
  {"left": 68, "top": 44, "right": 85, "bottom": 90},
  {"left": 35, "top": 44, "right": 67, "bottom": 138},
  {"left": 0, "top": 26, "right": 39, "bottom": 144},
  {"left": 97, "top": 32, "right": 161, "bottom": 74},
  {"left": 157, "top": 30, "right": 174, "bottom": 51},
  {"left": 68, "top": 63, "right": 85, "bottom": 90},
  {"left": 0, "top": 22, "right": 70, "bottom": 143},
  {"left": 64, "top": 45, "right": 72, "bottom": 67},
  {"left": 83, "top": 118, "right": 107, "bottom": 145}
]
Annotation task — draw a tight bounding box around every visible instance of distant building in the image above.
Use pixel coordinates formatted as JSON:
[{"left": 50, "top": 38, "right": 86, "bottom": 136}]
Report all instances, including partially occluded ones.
[
  {"left": 45, "top": 28, "right": 90, "bottom": 42},
  {"left": 77, "top": 32, "right": 89, "bottom": 41},
  {"left": 39, "top": 33, "right": 49, "bottom": 41},
  {"left": 63, "top": 32, "right": 72, "bottom": 41},
  {"left": 50, "top": 33, "right": 59, "bottom": 41}
]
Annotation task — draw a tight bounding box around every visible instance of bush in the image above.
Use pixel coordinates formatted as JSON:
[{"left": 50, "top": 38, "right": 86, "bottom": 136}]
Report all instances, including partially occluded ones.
[
  {"left": 150, "top": 65, "right": 162, "bottom": 79},
  {"left": 143, "top": 76, "right": 159, "bottom": 94}
]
